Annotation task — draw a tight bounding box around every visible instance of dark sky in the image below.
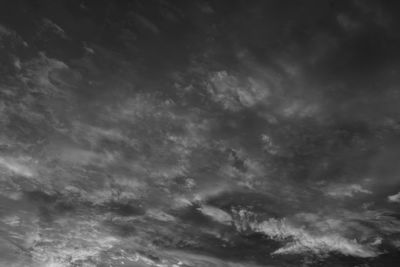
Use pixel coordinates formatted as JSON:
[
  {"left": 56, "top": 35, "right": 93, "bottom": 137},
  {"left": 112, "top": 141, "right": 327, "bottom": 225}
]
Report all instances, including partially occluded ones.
[{"left": 1, "top": 0, "right": 400, "bottom": 266}]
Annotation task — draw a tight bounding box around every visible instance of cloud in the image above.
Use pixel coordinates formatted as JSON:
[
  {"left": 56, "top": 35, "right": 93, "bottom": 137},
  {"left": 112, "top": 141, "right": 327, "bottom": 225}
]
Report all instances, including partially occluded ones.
[
  {"left": 323, "top": 184, "right": 372, "bottom": 198},
  {"left": 130, "top": 12, "right": 160, "bottom": 34},
  {"left": 272, "top": 233, "right": 376, "bottom": 258},
  {"left": 388, "top": 192, "right": 400, "bottom": 203},
  {"left": 1, "top": 1, "right": 400, "bottom": 266},
  {"left": 40, "top": 18, "right": 69, "bottom": 39},
  {"left": 30, "top": 218, "right": 119, "bottom": 267},
  {"left": 233, "top": 210, "right": 379, "bottom": 258},
  {"left": 161, "top": 249, "right": 267, "bottom": 267},
  {"left": 146, "top": 209, "right": 175, "bottom": 222},
  {"left": 0, "top": 24, "right": 13, "bottom": 37},
  {"left": 22, "top": 53, "right": 69, "bottom": 96},
  {"left": 106, "top": 94, "right": 171, "bottom": 122},
  {"left": 208, "top": 71, "right": 269, "bottom": 111},
  {"left": 0, "top": 156, "right": 35, "bottom": 178},
  {"left": 70, "top": 121, "right": 135, "bottom": 148},
  {"left": 337, "top": 13, "right": 361, "bottom": 32},
  {"left": 197, "top": 205, "right": 232, "bottom": 225},
  {"left": 278, "top": 99, "right": 320, "bottom": 118},
  {"left": 260, "top": 134, "right": 280, "bottom": 155},
  {"left": 1, "top": 215, "right": 20, "bottom": 227},
  {"left": 53, "top": 146, "right": 118, "bottom": 167}
]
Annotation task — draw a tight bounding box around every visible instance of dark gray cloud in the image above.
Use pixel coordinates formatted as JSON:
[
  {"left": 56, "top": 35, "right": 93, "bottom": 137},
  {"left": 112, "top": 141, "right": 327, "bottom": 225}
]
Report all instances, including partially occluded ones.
[{"left": 0, "top": 0, "right": 400, "bottom": 266}]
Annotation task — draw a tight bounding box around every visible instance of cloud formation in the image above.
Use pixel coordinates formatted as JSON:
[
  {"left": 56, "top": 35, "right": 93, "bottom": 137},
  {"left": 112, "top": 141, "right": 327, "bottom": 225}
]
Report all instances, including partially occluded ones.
[
  {"left": 388, "top": 192, "right": 400, "bottom": 203},
  {"left": 1, "top": 0, "right": 400, "bottom": 266},
  {"left": 233, "top": 210, "right": 379, "bottom": 258}
]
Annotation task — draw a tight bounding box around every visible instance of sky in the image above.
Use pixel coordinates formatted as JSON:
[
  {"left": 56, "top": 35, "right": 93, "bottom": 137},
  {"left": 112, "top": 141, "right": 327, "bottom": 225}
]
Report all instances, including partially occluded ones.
[{"left": 0, "top": 0, "right": 400, "bottom": 266}]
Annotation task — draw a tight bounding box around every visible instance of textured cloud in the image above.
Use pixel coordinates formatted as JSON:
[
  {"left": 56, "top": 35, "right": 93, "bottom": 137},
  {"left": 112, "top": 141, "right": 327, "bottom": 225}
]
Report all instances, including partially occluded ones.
[
  {"left": 1, "top": 0, "right": 400, "bottom": 266},
  {"left": 234, "top": 211, "right": 378, "bottom": 258},
  {"left": 22, "top": 53, "right": 70, "bottom": 96},
  {"left": 29, "top": 219, "right": 119, "bottom": 266},
  {"left": 207, "top": 71, "right": 269, "bottom": 111}
]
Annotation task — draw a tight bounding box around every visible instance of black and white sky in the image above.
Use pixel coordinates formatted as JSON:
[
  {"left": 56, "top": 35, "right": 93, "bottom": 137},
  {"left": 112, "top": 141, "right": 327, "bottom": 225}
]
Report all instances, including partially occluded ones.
[{"left": 0, "top": 0, "right": 400, "bottom": 266}]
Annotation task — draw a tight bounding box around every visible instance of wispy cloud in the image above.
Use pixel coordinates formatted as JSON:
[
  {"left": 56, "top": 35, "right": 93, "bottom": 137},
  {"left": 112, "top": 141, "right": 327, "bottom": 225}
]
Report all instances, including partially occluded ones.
[
  {"left": 388, "top": 192, "right": 400, "bottom": 203},
  {"left": 323, "top": 184, "right": 372, "bottom": 198},
  {"left": 0, "top": 156, "right": 35, "bottom": 178},
  {"left": 197, "top": 205, "right": 232, "bottom": 225},
  {"left": 40, "top": 18, "right": 69, "bottom": 39},
  {"left": 233, "top": 210, "right": 379, "bottom": 258}
]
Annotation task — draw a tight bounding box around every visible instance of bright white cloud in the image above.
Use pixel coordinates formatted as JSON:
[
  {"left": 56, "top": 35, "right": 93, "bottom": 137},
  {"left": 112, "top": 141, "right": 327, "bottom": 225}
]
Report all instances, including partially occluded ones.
[
  {"left": 197, "top": 205, "right": 232, "bottom": 225},
  {"left": 388, "top": 192, "right": 400, "bottom": 203},
  {"left": 233, "top": 210, "right": 378, "bottom": 258}
]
